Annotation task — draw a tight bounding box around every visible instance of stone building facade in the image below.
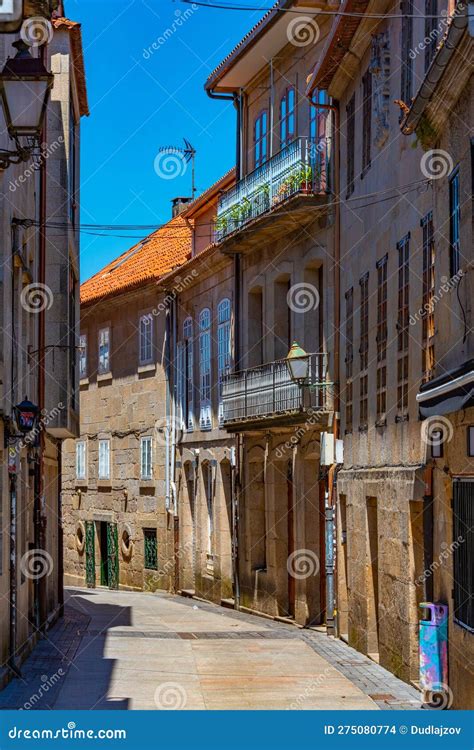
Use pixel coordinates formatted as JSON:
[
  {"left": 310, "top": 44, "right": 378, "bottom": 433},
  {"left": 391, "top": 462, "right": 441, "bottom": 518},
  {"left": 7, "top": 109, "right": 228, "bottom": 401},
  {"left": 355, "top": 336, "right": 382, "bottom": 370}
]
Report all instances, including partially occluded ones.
[
  {"left": 0, "top": 11, "right": 88, "bottom": 687},
  {"left": 307, "top": 0, "right": 473, "bottom": 706},
  {"left": 161, "top": 173, "right": 237, "bottom": 606},
  {"left": 401, "top": 3, "right": 473, "bottom": 708},
  {"left": 62, "top": 217, "right": 192, "bottom": 593},
  {"left": 204, "top": 2, "right": 337, "bottom": 625}
]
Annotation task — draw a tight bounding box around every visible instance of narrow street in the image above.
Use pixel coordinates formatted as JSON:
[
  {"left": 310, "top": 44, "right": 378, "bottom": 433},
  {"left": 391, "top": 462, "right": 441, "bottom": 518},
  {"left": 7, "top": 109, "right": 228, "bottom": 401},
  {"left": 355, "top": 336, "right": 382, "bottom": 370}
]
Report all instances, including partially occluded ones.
[{"left": 0, "top": 589, "right": 421, "bottom": 711}]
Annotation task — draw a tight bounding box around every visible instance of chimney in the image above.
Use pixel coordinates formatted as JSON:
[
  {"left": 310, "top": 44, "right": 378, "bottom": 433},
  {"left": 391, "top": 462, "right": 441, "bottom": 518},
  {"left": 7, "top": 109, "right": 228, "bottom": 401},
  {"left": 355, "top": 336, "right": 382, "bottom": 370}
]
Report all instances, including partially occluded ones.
[{"left": 171, "top": 197, "right": 192, "bottom": 218}]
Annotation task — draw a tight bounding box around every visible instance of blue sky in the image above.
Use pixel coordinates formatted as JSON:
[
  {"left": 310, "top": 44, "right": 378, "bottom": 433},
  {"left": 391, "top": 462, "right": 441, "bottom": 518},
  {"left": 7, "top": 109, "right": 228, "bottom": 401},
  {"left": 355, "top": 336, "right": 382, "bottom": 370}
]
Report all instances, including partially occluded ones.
[{"left": 69, "top": 0, "right": 267, "bottom": 281}]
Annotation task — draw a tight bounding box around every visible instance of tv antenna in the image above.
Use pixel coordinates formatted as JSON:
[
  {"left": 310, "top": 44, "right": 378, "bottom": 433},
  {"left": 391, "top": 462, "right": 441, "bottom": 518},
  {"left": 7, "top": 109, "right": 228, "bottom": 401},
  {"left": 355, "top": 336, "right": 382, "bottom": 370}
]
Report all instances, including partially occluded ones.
[{"left": 158, "top": 138, "right": 196, "bottom": 198}]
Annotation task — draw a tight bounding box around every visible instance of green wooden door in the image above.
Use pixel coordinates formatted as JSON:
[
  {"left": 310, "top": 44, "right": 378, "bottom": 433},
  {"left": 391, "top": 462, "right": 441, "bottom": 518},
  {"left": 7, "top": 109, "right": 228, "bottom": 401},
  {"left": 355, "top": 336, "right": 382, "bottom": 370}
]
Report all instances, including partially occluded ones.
[
  {"left": 85, "top": 521, "right": 96, "bottom": 588},
  {"left": 107, "top": 522, "right": 119, "bottom": 590}
]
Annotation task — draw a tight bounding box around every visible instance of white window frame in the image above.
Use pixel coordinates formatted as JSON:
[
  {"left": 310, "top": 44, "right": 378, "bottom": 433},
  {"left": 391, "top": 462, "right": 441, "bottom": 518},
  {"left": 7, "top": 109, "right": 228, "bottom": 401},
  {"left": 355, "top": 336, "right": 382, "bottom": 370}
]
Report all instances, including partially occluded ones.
[
  {"left": 98, "top": 439, "right": 110, "bottom": 480},
  {"left": 140, "top": 436, "right": 153, "bottom": 480},
  {"left": 176, "top": 340, "right": 185, "bottom": 428},
  {"left": 217, "top": 298, "right": 232, "bottom": 425},
  {"left": 76, "top": 440, "right": 86, "bottom": 480},
  {"left": 139, "top": 313, "right": 154, "bottom": 365},
  {"left": 183, "top": 317, "right": 194, "bottom": 431},
  {"left": 199, "top": 309, "right": 212, "bottom": 430},
  {"left": 98, "top": 327, "right": 110, "bottom": 375},
  {"left": 79, "top": 333, "right": 87, "bottom": 379}
]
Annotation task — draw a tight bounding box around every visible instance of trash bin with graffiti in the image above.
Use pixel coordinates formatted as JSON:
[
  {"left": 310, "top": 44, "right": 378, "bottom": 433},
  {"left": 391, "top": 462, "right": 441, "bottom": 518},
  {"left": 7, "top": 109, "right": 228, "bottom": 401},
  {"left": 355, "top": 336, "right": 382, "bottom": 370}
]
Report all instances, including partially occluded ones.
[{"left": 419, "top": 602, "right": 449, "bottom": 707}]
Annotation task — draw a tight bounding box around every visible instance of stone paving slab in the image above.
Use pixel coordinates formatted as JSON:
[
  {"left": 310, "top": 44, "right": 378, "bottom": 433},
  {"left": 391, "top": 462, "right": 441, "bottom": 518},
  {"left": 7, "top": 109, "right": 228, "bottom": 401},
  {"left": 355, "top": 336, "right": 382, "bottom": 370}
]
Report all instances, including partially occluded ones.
[{"left": 0, "top": 587, "right": 423, "bottom": 710}]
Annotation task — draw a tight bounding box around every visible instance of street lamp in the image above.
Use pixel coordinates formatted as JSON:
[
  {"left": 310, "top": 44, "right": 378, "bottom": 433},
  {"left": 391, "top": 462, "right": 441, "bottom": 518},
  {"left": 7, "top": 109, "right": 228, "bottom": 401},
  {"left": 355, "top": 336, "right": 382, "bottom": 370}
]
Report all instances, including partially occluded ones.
[
  {"left": 14, "top": 397, "right": 40, "bottom": 433},
  {"left": 286, "top": 341, "right": 309, "bottom": 385},
  {"left": 0, "top": 40, "right": 53, "bottom": 169}
]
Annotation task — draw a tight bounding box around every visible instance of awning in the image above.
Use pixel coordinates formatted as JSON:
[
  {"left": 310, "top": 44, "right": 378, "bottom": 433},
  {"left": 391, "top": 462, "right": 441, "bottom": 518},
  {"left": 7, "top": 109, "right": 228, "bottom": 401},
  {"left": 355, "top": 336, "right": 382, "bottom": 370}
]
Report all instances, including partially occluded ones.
[{"left": 417, "top": 360, "right": 474, "bottom": 419}]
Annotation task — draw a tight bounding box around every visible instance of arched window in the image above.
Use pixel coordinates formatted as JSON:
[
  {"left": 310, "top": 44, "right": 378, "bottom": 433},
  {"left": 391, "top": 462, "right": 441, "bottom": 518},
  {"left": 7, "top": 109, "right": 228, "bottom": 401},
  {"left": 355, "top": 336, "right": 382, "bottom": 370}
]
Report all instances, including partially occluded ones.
[
  {"left": 181, "top": 317, "right": 194, "bottom": 431},
  {"left": 254, "top": 110, "right": 268, "bottom": 168},
  {"left": 280, "top": 87, "right": 295, "bottom": 149},
  {"left": 199, "top": 309, "right": 212, "bottom": 430},
  {"left": 217, "top": 299, "right": 232, "bottom": 424}
]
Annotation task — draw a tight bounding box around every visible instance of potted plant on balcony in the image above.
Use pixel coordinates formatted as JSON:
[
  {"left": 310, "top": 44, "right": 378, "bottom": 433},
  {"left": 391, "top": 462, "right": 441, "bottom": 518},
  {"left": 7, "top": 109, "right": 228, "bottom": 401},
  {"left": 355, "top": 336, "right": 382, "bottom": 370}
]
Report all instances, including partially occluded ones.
[
  {"left": 240, "top": 196, "right": 251, "bottom": 221},
  {"left": 229, "top": 203, "right": 241, "bottom": 230},
  {"left": 215, "top": 214, "right": 228, "bottom": 236}
]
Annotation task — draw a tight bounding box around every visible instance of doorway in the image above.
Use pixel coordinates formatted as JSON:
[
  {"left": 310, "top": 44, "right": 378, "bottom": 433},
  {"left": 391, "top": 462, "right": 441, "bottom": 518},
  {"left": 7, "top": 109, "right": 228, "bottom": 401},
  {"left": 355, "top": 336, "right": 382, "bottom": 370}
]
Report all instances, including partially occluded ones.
[
  {"left": 366, "top": 497, "right": 379, "bottom": 659},
  {"left": 99, "top": 521, "right": 110, "bottom": 587}
]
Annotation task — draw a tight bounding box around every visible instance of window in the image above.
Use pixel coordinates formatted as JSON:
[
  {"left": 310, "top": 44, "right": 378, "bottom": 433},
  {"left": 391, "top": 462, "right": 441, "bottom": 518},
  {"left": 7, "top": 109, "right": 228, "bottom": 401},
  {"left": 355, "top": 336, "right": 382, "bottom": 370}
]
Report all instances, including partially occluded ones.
[
  {"left": 376, "top": 255, "right": 388, "bottom": 422},
  {"left": 139, "top": 313, "right": 153, "bottom": 365},
  {"left": 279, "top": 87, "right": 295, "bottom": 149},
  {"left": 183, "top": 317, "right": 194, "bottom": 431},
  {"left": 421, "top": 212, "right": 435, "bottom": 381},
  {"left": 359, "top": 274, "right": 369, "bottom": 429},
  {"left": 468, "top": 426, "right": 474, "bottom": 457},
  {"left": 217, "top": 299, "right": 231, "bottom": 425},
  {"left": 79, "top": 333, "right": 87, "bottom": 379},
  {"left": 449, "top": 168, "right": 460, "bottom": 276},
  {"left": 98, "top": 439, "right": 110, "bottom": 480},
  {"left": 140, "top": 436, "right": 152, "bottom": 480},
  {"left": 76, "top": 441, "right": 86, "bottom": 480},
  {"left": 424, "top": 0, "right": 438, "bottom": 71},
  {"left": 401, "top": 0, "right": 414, "bottom": 106},
  {"left": 361, "top": 69, "right": 372, "bottom": 175},
  {"left": 397, "top": 234, "right": 410, "bottom": 417},
  {"left": 452, "top": 480, "right": 474, "bottom": 631},
  {"left": 346, "top": 94, "right": 355, "bottom": 197},
  {"left": 98, "top": 327, "right": 110, "bottom": 375},
  {"left": 345, "top": 288, "right": 354, "bottom": 433},
  {"left": 310, "top": 90, "right": 329, "bottom": 189},
  {"left": 199, "top": 309, "right": 212, "bottom": 430},
  {"left": 143, "top": 528, "right": 158, "bottom": 570},
  {"left": 203, "top": 463, "right": 214, "bottom": 557},
  {"left": 254, "top": 110, "right": 268, "bottom": 168}
]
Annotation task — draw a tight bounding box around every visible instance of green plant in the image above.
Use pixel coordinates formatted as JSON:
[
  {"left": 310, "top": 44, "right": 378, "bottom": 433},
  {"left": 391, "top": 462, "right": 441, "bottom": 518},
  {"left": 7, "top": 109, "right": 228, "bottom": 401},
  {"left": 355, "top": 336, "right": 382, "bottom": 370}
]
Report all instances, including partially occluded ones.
[{"left": 215, "top": 215, "right": 228, "bottom": 233}]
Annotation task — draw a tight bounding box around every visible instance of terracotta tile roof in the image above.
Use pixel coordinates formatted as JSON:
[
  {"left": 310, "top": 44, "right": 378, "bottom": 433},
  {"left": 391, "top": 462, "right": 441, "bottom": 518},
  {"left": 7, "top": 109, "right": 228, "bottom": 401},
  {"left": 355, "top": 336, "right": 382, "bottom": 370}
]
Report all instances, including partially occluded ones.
[
  {"left": 81, "top": 216, "right": 192, "bottom": 305},
  {"left": 205, "top": 0, "right": 292, "bottom": 91},
  {"left": 52, "top": 17, "right": 89, "bottom": 116}
]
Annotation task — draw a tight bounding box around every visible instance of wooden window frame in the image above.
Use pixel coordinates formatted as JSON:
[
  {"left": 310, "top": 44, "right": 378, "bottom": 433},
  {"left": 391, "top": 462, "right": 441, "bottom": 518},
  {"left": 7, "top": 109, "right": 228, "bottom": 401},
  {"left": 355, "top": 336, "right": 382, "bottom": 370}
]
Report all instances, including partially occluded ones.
[
  {"left": 279, "top": 86, "right": 296, "bottom": 150},
  {"left": 254, "top": 110, "right": 268, "bottom": 169},
  {"left": 421, "top": 212, "right": 436, "bottom": 382},
  {"left": 396, "top": 234, "right": 410, "bottom": 419},
  {"left": 359, "top": 273, "right": 369, "bottom": 430},
  {"left": 449, "top": 167, "right": 461, "bottom": 277},
  {"left": 140, "top": 436, "right": 153, "bottom": 481},
  {"left": 346, "top": 94, "right": 355, "bottom": 197},
  {"left": 345, "top": 288, "right": 354, "bottom": 433},
  {"left": 361, "top": 69, "right": 372, "bottom": 176}
]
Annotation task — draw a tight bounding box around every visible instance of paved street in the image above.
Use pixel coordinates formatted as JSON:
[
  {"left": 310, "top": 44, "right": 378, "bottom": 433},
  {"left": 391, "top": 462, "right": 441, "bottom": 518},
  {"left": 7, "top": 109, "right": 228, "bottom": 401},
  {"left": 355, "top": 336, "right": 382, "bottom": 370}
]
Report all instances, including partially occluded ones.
[{"left": 0, "top": 588, "right": 422, "bottom": 710}]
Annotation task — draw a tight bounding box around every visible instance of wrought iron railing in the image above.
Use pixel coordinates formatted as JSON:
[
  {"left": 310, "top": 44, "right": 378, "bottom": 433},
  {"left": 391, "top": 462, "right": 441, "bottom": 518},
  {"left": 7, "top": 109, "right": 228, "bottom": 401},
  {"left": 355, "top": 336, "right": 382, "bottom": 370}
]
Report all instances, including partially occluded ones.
[
  {"left": 215, "top": 137, "right": 332, "bottom": 242},
  {"left": 221, "top": 353, "right": 331, "bottom": 425}
]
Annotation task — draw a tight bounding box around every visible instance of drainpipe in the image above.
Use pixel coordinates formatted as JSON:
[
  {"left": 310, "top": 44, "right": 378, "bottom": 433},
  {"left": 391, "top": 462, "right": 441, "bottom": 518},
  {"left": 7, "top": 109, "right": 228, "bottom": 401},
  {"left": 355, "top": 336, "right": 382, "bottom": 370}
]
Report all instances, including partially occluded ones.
[
  {"left": 36, "top": 40, "right": 48, "bottom": 632},
  {"left": 306, "top": 96, "right": 341, "bottom": 635},
  {"left": 165, "top": 302, "right": 171, "bottom": 512},
  {"left": 8, "top": 224, "right": 19, "bottom": 676},
  {"left": 207, "top": 88, "right": 242, "bottom": 179},
  {"left": 171, "top": 295, "right": 178, "bottom": 515}
]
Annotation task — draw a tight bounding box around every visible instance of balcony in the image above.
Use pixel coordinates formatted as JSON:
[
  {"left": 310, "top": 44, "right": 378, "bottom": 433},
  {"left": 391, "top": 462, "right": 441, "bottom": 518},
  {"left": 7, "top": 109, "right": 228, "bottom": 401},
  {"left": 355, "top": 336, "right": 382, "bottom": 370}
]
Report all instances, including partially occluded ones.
[
  {"left": 221, "top": 353, "right": 332, "bottom": 431},
  {"left": 215, "top": 137, "right": 332, "bottom": 249}
]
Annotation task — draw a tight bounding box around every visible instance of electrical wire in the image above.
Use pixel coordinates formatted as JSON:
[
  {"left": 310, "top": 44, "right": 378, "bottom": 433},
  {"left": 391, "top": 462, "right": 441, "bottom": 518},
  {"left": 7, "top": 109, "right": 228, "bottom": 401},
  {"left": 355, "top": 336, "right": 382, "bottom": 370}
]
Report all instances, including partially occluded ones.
[
  {"left": 178, "top": 0, "right": 443, "bottom": 19},
  {"left": 23, "top": 177, "right": 431, "bottom": 239}
]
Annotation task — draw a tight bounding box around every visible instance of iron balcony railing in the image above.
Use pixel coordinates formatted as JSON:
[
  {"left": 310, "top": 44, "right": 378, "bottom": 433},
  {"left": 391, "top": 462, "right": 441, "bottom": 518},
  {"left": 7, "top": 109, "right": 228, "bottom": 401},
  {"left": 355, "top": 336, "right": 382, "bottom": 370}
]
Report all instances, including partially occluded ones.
[
  {"left": 221, "top": 353, "right": 331, "bottom": 426},
  {"left": 215, "top": 136, "right": 332, "bottom": 242}
]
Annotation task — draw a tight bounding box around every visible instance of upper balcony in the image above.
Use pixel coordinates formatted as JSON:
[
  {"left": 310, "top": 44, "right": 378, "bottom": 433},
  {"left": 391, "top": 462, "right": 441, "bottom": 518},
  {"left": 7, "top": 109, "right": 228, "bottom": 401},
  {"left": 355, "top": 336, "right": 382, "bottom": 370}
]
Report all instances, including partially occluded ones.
[
  {"left": 221, "top": 352, "right": 332, "bottom": 432},
  {"left": 214, "top": 137, "right": 333, "bottom": 250}
]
